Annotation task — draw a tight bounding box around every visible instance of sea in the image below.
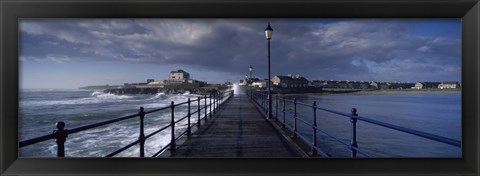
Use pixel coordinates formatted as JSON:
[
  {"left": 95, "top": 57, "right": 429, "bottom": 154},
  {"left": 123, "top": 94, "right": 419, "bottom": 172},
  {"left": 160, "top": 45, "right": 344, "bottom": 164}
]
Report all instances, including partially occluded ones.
[
  {"left": 19, "top": 89, "right": 209, "bottom": 157},
  {"left": 272, "top": 92, "right": 461, "bottom": 157},
  {"left": 19, "top": 89, "right": 461, "bottom": 157}
]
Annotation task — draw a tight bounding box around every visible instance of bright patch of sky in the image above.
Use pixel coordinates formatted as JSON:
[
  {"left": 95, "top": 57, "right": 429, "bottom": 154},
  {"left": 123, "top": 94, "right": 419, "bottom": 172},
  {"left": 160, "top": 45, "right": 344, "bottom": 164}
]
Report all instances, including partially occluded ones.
[{"left": 19, "top": 19, "right": 461, "bottom": 89}]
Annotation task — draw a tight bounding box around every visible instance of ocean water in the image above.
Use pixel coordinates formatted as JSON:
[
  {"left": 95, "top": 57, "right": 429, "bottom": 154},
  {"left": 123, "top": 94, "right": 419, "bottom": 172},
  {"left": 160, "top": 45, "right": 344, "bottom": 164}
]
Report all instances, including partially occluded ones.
[
  {"left": 20, "top": 89, "right": 461, "bottom": 157},
  {"left": 271, "top": 93, "right": 462, "bottom": 157},
  {"left": 19, "top": 89, "right": 212, "bottom": 157}
]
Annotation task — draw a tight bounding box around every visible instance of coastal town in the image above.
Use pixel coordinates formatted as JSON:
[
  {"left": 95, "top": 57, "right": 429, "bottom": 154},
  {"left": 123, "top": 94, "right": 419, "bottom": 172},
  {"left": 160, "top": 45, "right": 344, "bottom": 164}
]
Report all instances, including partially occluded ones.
[
  {"left": 240, "top": 73, "right": 461, "bottom": 93},
  {"left": 80, "top": 69, "right": 461, "bottom": 95},
  {"left": 80, "top": 69, "right": 232, "bottom": 95}
]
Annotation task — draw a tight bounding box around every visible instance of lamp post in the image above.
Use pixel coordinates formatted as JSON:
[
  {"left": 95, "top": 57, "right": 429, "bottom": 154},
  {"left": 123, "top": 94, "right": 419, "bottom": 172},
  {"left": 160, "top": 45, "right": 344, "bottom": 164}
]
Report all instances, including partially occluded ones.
[
  {"left": 249, "top": 66, "right": 253, "bottom": 79},
  {"left": 265, "top": 22, "right": 273, "bottom": 119},
  {"left": 249, "top": 66, "right": 253, "bottom": 98}
]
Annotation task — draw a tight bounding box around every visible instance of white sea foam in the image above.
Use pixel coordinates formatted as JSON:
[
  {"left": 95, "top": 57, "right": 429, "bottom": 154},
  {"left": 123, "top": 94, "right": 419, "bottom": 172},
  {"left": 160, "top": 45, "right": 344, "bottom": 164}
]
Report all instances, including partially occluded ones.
[
  {"left": 95, "top": 92, "right": 132, "bottom": 100},
  {"left": 141, "top": 102, "right": 171, "bottom": 109},
  {"left": 148, "top": 92, "right": 167, "bottom": 100},
  {"left": 22, "top": 92, "right": 134, "bottom": 106},
  {"left": 91, "top": 91, "right": 103, "bottom": 96}
]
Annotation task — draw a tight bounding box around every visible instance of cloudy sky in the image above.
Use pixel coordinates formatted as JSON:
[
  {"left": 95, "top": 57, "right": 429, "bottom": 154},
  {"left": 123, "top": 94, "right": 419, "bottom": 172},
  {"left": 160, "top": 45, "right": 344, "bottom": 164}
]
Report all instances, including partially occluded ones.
[{"left": 19, "top": 19, "right": 461, "bottom": 89}]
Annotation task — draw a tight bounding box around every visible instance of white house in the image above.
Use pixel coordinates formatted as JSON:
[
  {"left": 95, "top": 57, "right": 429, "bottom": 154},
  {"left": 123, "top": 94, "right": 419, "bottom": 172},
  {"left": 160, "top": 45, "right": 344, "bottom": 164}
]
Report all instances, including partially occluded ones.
[
  {"left": 168, "top": 70, "right": 190, "bottom": 81},
  {"left": 252, "top": 80, "right": 269, "bottom": 88},
  {"left": 412, "top": 82, "right": 424, "bottom": 89},
  {"left": 438, "top": 82, "right": 458, "bottom": 89}
]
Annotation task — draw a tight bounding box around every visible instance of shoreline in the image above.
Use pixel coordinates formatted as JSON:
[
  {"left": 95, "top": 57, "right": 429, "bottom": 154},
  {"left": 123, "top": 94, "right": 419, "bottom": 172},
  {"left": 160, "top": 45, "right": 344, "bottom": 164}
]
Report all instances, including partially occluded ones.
[
  {"left": 277, "top": 89, "right": 461, "bottom": 96},
  {"left": 353, "top": 89, "right": 461, "bottom": 95}
]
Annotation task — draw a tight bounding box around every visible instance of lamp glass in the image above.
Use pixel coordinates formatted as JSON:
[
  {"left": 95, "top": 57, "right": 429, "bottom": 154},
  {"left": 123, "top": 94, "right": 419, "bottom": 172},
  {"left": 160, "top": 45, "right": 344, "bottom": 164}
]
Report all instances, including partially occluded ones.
[{"left": 265, "top": 30, "right": 273, "bottom": 40}]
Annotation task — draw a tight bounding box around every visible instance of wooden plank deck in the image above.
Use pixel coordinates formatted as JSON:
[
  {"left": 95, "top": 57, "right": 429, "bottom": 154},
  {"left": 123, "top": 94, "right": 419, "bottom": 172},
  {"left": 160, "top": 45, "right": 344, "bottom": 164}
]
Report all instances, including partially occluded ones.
[{"left": 160, "top": 93, "right": 304, "bottom": 157}]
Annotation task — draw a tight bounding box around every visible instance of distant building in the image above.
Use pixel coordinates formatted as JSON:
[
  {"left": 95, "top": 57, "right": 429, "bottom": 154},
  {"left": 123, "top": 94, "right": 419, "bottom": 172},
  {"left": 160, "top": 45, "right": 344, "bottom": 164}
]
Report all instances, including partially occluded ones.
[
  {"left": 271, "top": 76, "right": 292, "bottom": 88},
  {"left": 272, "top": 74, "right": 309, "bottom": 88},
  {"left": 423, "top": 82, "right": 441, "bottom": 89},
  {"left": 246, "top": 78, "right": 260, "bottom": 86},
  {"left": 370, "top": 82, "right": 378, "bottom": 89},
  {"left": 168, "top": 70, "right": 190, "bottom": 81},
  {"left": 252, "top": 79, "right": 269, "bottom": 88},
  {"left": 125, "top": 69, "right": 208, "bottom": 89},
  {"left": 378, "top": 83, "right": 390, "bottom": 90},
  {"left": 438, "top": 82, "right": 459, "bottom": 89},
  {"left": 389, "top": 82, "right": 415, "bottom": 89},
  {"left": 413, "top": 82, "right": 424, "bottom": 89},
  {"left": 309, "top": 80, "right": 324, "bottom": 88}
]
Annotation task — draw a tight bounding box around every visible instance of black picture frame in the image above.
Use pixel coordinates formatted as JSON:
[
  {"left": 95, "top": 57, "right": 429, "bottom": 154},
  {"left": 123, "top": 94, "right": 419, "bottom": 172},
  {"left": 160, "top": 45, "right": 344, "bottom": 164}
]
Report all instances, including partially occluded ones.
[{"left": 1, "top": 0, "right": 479, "bottom": 175}]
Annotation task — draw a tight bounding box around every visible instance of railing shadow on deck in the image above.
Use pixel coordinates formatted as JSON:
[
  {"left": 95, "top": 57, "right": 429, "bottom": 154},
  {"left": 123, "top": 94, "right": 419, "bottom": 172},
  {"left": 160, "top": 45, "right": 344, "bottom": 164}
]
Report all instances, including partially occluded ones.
[
  {"left": 19, "top": 90, "right": 234, "bottom": 157},
  {"left": 247, "top": 90, "right": 461, "bottom": 157}
]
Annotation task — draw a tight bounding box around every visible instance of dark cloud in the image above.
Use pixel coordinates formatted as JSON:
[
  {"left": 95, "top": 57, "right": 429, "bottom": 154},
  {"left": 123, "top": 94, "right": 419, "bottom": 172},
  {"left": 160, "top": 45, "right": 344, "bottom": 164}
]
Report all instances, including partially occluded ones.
[{"left": 19, "top": 19, "right": 461, "bottom": 82}]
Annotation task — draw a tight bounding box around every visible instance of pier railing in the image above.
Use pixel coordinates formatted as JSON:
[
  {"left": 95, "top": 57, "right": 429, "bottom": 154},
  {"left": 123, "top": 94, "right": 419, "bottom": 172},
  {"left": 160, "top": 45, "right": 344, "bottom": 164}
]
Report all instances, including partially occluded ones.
[
  {"left": 19, "top": 90, "right": 234, "bottom": 157},
  {"left": 247, "top": 90, "right": 461, "bottom": 157}
]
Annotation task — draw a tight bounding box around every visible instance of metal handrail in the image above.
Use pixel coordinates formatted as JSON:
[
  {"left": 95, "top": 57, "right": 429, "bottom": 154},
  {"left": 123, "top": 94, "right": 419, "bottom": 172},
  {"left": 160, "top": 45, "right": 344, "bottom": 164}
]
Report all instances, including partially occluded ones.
[
  {"left": 19, "top": 90, "right": 234, "bottom": 157},
  {"left": 247, "top": 90, "right": 461, "bottom": 157}
]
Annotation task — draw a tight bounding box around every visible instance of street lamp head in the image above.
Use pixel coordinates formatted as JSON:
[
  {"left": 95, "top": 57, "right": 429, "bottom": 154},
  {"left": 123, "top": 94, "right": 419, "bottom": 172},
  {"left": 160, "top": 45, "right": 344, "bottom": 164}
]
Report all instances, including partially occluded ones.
[
  {"left": 249, "top": 66, "right": 253, "bottom": 72},
  {"left": 264, "top": 22, "right": 273, "bottom": 40}
]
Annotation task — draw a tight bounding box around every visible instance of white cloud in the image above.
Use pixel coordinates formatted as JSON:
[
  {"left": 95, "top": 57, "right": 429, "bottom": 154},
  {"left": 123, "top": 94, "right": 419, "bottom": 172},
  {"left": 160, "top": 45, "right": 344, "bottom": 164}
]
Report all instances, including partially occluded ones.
[
  {"left": 46, "top": 55, "right": 73, "bottom": 64},
  {"left": 20, "top": 22, "right": 46, "bottom": 35},
  {"left": 418, "top": 46, "right": 431, "bottom": 52}
]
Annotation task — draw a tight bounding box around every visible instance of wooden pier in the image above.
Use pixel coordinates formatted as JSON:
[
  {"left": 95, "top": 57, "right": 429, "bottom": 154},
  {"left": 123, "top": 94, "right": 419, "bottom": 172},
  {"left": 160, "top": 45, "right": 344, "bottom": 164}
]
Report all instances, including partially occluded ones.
[{"left": 160, "top": 93, "right": 305, "bottom": 157}]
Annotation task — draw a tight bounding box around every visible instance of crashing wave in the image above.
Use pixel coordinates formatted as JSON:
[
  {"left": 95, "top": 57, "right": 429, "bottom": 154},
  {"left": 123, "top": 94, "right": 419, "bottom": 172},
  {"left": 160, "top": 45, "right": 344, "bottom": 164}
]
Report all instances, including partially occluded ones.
[{"left": 148, "top": 92, "right": 167, "bottom": 100}]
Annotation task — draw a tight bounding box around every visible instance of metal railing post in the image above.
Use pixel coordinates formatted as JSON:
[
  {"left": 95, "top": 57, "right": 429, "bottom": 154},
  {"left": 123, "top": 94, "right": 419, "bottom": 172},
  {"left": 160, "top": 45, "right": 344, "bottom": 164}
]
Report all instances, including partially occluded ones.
[
  {"left": 138, "top": 107, "right": 146, "bottom": 157},
  {"left": 351, "top": 108, "right": 358, "bottom": 157},
  {"left": 53, "top": 121, "right": 68, "bottom": 157},
  {"left": 282, "top": 96, "right": 286, "bottom": 128},
  {"left": 170, "top": 101, "right": 176, "bottom": 152},
  {"left": 258, "top": 93, "right": 261, "bottom": 106},
  {"left": 292, "top": 97, "right": 297, "bottom": 138},
  {"left": 197, "top": 97, "right": 201, "bottom": 128},
  {"left": 213, "top": 93, "right": 216, "bottom": 113},
  {"left": 263, "top": 94, "right": 267, "bottom": 111},
  {"left": 187, "top": 98, "right": 191, "bottom": 136},
  {"left": 261, "top": 94, "right": 263, "bottom": 108},
  {"left": 275, "top": 95, "right": 279, "bottom": 121},
  {"left": 209, "top": 94, "right": 212, "bottom": 117},
  {"left": 265, "top": 94, "right": 267, "bottom": 111},
  {"left": 310, "top": 101, "right": 318, "bottom": 156},
  {"left": 204, "top": 95, "right": 207, "bottom": 122},
  {"left": 261, "top": 94, "right": 264, "bottom": 109}
]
